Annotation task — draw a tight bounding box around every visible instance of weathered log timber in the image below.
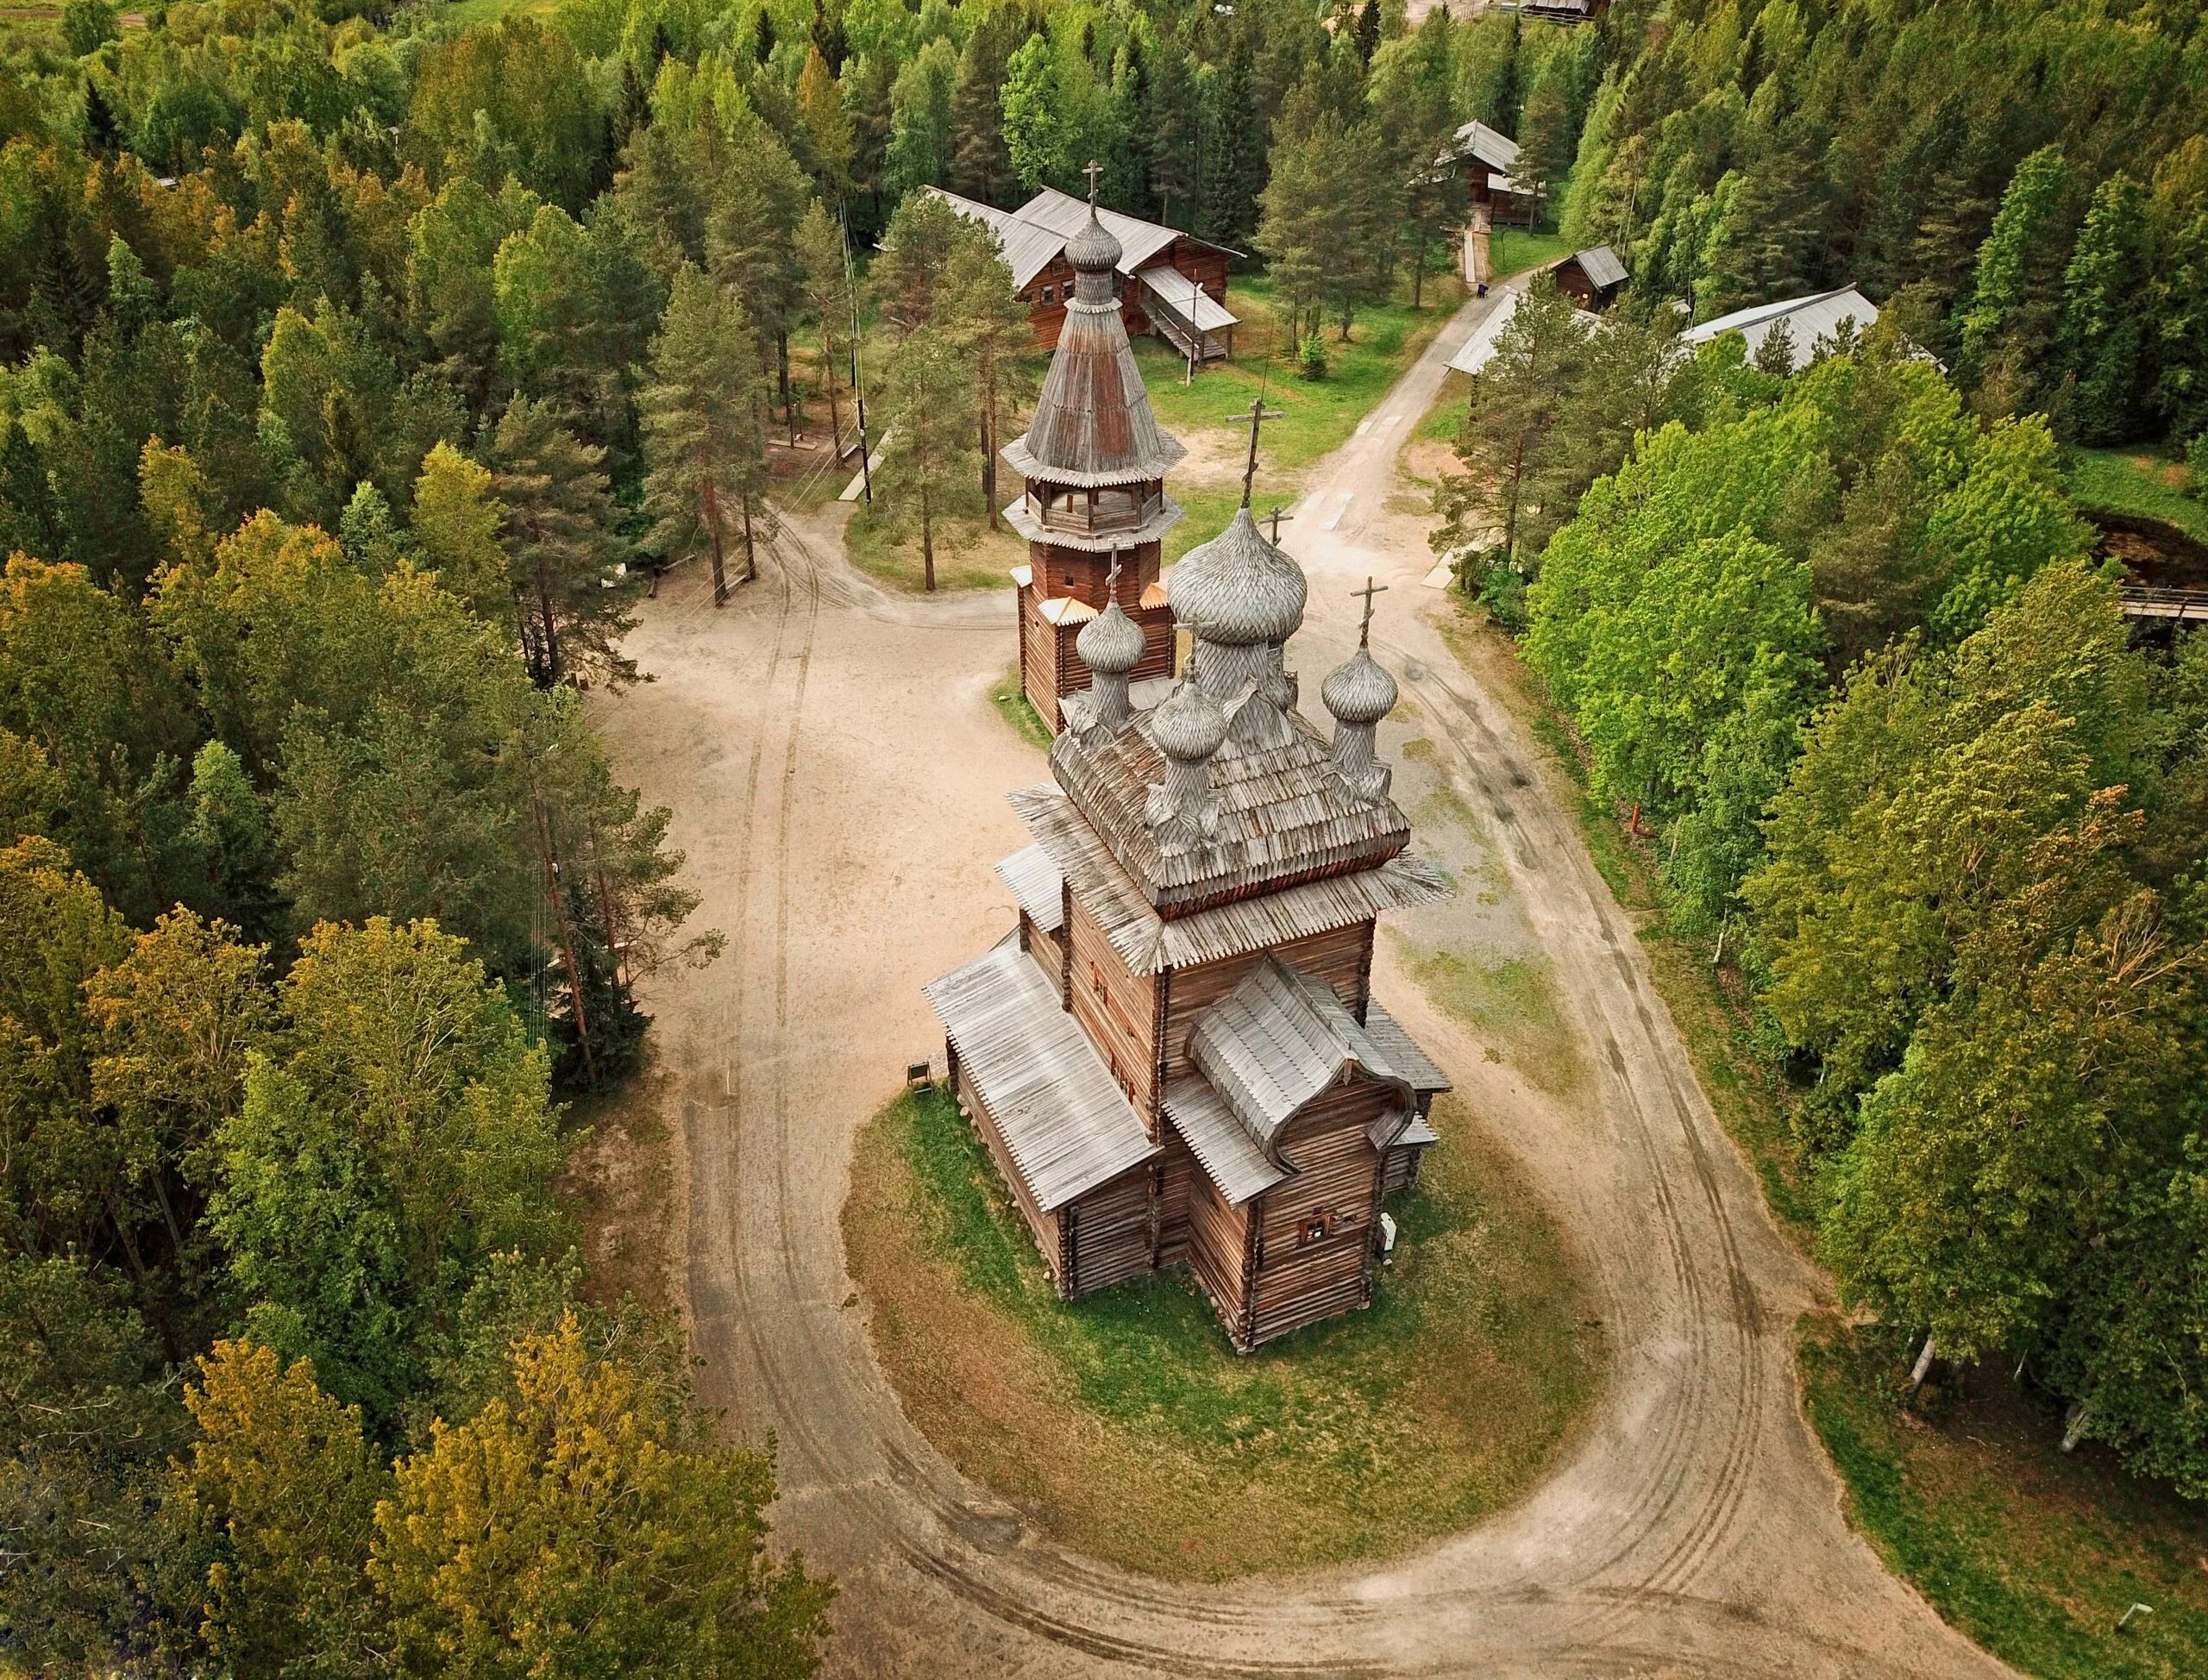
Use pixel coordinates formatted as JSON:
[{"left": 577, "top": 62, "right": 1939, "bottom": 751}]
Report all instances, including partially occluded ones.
[{"left": 928, "top": 412, "right": 1452, "bottom": 1351}]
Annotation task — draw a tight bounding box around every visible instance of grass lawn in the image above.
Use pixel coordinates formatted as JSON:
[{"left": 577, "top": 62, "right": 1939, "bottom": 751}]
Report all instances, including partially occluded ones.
[
  {"left": 2066, "top": 446, "right": 2208, "bottom": 546},
  {"left": 844, "top": 1082, "right": 1603, "bottom": 1580},
  {"left": 1801, "top": 1319, "right": 2208, "bottom": 1679},
  {"left": 844, "top": 494, "right": 1022, "bottom": 593},
  {"left": 1135, "top": 273, "right": 1465, "bottom": 560},
  {"left": 988, "top": 664, "right": 1051, "bottom": 749},
  {"left": 1490, "top": 227, "right": 1576, "bottom": 279}
]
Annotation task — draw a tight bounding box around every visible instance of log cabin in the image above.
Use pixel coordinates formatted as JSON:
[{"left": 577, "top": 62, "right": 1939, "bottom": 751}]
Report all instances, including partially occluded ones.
[
  {"left": 999, "top": 185, "right": 1183, "bottom": 733},
  {"left": 927, "top": 451, "right": 1453, "bottom": 1352},
  {"left": 927, "top": 184, "right": 1239, "bottom": 360}
]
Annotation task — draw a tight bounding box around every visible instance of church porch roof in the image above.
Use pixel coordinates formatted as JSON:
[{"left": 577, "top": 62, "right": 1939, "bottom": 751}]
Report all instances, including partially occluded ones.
[{"left": 925, "top": 936, "right": 1159, "bottom": 1212}]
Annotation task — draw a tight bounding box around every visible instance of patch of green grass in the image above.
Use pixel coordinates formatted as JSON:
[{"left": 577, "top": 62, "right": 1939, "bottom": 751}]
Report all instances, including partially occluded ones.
[
  {"left": 1490, "top": 227, "right": 1575, "bottom": 279},
  {"left": 1418, "top": 371, "right": 1472, "bottom": 444},
  {"left": 1801, "top": 1318, "right": 2208, "bottom": 1680},
  {"left": 988, "top": 666, "right": 1051, "bottom": 749},
  {"left": 1396, "top": 937, "right": 1584, "bottom": 1101},
  {"left": 2067, "top": 447, "right": 2208, "bottom": 546},
  {"left": 846, "top": 1083, "right": 1603, "bottom": 1577},
  {"left": 433, "top": 0, "right": 566, "bottom": 26},
  {"left": 844, "top": 498, "right": 1017, "bottom": 592}
]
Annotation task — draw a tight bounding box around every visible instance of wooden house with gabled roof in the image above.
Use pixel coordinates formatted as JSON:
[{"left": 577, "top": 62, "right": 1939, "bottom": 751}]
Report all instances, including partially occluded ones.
[
  {"left": 1001, "top": 172, "right": 1185, "bottom": 734},
  {"left": 927, "top": 434, "right": 1452, "bottom": 1351}
]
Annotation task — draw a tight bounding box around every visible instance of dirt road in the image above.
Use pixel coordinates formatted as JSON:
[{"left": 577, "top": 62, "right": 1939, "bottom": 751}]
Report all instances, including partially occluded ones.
[{"left": 593, "top": 291, "right": 2010, "bottom": 1677}]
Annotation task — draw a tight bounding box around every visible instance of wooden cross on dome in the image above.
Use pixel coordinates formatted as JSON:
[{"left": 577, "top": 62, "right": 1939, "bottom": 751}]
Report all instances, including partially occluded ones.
[
  {"left": 1083, "top": 159, "right": 1102, "bottom": 207},
  {"left": 1353, "top": 576, "right": 1388, "bottom": 647},
  {"left": 1234, "top": 396, "right": 1286, "bottom": 508},
  {"left": 1264, "top": 504, "right": 1293, "bottom": 543}
]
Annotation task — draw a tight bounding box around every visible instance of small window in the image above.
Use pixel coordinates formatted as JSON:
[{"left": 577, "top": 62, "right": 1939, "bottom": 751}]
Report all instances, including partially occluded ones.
[
  {"left": 1040, "top": 284, "right": 1056, "bottom": 305},
  {"left": 1089, "top": 961, "right": 1107, "bottom": 997}
]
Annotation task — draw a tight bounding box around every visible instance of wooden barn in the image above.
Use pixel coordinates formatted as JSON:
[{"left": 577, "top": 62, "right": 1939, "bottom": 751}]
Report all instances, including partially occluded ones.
[
  {"left": 928, "top": 184, "right": 1239, "bottom": 360},
  {"left": 1552, "top": 244, "right": 1628, "bottom": 310},
  {"left": 1000, "top": 185, "right": 1184, "bottom": 733},
  {"left": 927, "top": 454, "right": 1453, "bottom": 1351}
]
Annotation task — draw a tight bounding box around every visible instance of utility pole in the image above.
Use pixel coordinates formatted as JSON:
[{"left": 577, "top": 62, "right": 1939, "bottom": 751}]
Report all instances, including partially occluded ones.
[{"left": 842, "top": 209, "right": 874, "bottom": 505}]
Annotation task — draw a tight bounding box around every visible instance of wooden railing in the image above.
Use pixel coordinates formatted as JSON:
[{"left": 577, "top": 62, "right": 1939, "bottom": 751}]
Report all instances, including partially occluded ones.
[
  {"left": 1032, "top": 488, "right": 1162, "bottom": 534},
  {"left": 2119, "top": 585, "right": 2208, "bottom": 622}
]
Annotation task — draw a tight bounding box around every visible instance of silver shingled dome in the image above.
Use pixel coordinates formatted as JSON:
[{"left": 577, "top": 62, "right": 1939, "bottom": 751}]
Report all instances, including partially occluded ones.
[
  {"left": 1170, "top": 507, "right": 1307, "bottom": 648},
  {"left": 1147, "top": 678, "right": 1228, "bottom": 762},
  {"left": 1320, "top": 644, "right": 1398, "bottom": 726},
  {"left": 1076, "top": 595, "right": 1146, "bottom": 675}
]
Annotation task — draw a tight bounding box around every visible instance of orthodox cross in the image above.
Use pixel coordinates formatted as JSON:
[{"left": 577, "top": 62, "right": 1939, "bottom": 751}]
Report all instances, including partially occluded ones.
[
  {"left": 1353, "top": 576, "right": 1388, "bottom": 647},
  {"left": 1233, "top": 396, "right": 1286, "bottom": 507},
  {"left": 1083, "top": 159, "right": 1103, "bottom": 207},
  {"left": 1104, "top": 548, "right": 1122, "bottom": 596},
  {"left": 1264, "top": 505, "right": 1293, "bottom": 543}
]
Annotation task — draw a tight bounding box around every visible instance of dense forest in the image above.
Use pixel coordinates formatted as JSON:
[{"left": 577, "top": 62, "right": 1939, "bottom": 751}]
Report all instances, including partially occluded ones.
[
  {"left": 1452, "top": 3, "right": 2208, "bottom": 1498},
  {"left": 5, "top": 0, "right": 2208, "bottom": 1664}
]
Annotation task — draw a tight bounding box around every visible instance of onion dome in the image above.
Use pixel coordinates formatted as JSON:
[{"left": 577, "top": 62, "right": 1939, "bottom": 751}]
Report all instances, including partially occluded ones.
[
  {"left": 1067, "top": 205, "right": 1123, "bottom": 278},
  {"left": 1321, "top": 645, "right": 1398, "bottom": 727},
  {"left": 1149, "top": 678, "right": 1229, "bottom": 762},
  {"left": 1076, "top": 595, "right": 1145, "bottom": 676},
  {"left": 1170, "top": 507, "right": 1308, "bottom": 648}
]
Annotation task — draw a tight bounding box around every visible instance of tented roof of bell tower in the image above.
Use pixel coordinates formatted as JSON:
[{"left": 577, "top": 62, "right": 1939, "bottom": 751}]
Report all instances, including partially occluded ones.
[{"left": 1001, "top": 207, "right": 1186, "bottom": 491}]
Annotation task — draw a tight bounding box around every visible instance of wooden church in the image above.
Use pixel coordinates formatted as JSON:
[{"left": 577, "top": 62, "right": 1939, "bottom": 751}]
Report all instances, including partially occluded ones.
[
  {"left": 1002, "top": 171, "right": 1184, "bottom": 734},
  {"left": 929, "top": 204, "right": 1452, "bottom": 1347}
]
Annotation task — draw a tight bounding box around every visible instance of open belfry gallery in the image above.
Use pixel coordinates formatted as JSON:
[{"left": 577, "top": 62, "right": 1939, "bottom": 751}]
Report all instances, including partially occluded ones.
[{"left": 928, "top": 180, "right": 1452, "bottom": 1352}]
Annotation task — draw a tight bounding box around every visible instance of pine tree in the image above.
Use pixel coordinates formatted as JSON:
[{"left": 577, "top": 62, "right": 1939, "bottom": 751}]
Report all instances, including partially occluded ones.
[
  {"left": 942, "top": 229, "right": 1037, "bottom": 530},
  {"left": 795, "top": 46, "right": 854, "bottom": 197},
  {"left": 876, "top": 328, "right": 975, "bottom": 592},
  {"left": 486, "top": 398, "right": 638, "bottom": 689},
  {"left": 1200, "top": 30, "right": 1264, "bottom": 251},
  {"left": 948, "top": 7, "right": 1025, "bottom": 205},
  {"left": 1959, "top": 146, "right": 2077, "bottom": 399},
  {"left": 794, "top": 203, "right": 851, "bottom": 451},
  {"left": 2058, "top": 172, "right": 2151, "bottom": 444},
  {"left": 640, "top": 267, "right": 774, "bottom": 606}
]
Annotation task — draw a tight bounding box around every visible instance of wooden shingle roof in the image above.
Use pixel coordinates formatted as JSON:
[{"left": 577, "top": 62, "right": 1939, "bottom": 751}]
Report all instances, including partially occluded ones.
[
  {"left": 1002, "top": 289, "right": 1186, "bottom": 487},
  {"left": 1189, "top": 956, "right": 1414, "bottom": 1157},
  {"left": 1047, "top": 704, "right": 1412, "bottom": 912},
  {"left": 925, "top": 936, "right": 1158, "bottom": 1211},
  {"left": 1007, "top": 783, "right": 1447, "bottom": 974},
  {"left": 1164, "top": 1078, "right": 1288, "bottom": 1205},
  {"left": 994, "top": 844, "right": 1064, "bottom": 933}
]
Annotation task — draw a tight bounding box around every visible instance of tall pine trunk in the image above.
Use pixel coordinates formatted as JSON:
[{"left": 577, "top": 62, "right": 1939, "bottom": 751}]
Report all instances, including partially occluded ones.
[
  {"left": 919, "top": 480, "right": 936, "bottom": 592},
  {"left": 705, "top": 481, "right": 727, "bottom": 605},
  {"left": 981, "top": 384, "right": 999, "bottom": 530}
]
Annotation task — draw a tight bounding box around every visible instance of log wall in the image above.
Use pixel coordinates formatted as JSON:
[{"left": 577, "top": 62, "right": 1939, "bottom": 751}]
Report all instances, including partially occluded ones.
[
  {"left": 1020, "top": 909, "right": 1065, "bottom": 996},
  {"left": 1066, "top": 894, "right": 1159, "bottom": 1119},
  {"left": 952, "top": 1055, "right": 1066, "bottom": 1295},
  {"left": 1245, "top": 1079, "right": 1391, "bottom": 1346},
  {"left": 1183, "top": 1148, "right": 1252, "bottom": 1332},
  {"left": 1158, "top": 919, "right": 1375, "bottom": 1085},
  {"left": 1064, "top": 1163, "right": 1156, "bottom": 1296}
]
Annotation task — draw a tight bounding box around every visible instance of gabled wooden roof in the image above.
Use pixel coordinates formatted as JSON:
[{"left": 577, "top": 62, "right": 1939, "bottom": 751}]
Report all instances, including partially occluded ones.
[
  {"left": 1190, "top": 956, "right": 1414, "bottom": 1159},
  {"left": 925, "top": 936, "right": 1158, "bottom": 1211}
]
